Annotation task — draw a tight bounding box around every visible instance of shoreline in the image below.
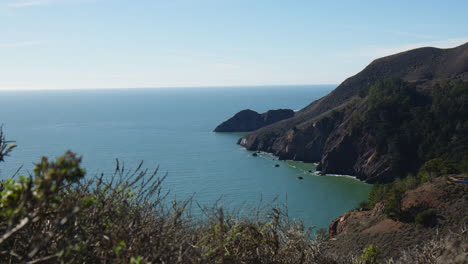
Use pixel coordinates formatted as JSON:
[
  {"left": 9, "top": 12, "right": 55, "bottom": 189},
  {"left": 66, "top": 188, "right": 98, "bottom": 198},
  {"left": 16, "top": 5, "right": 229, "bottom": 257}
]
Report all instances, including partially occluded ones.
[{"left": 247, "top": 149, "right": 368, "bottom": 183}]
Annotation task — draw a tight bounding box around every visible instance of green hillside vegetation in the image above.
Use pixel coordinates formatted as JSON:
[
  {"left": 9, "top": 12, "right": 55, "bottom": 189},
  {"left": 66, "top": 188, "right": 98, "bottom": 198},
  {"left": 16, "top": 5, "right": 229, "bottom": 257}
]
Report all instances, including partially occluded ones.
[
  {"left": 355, "top": 79, "right": 468, "bottom": 220},
  {"left": 356, "top": 79, "right": 468, "bottom": 177}
]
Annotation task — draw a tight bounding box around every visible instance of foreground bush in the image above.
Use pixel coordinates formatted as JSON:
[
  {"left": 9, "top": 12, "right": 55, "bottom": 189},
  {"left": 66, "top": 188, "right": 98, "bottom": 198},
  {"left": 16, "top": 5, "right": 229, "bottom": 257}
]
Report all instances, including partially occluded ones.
[
  {"left": 356, "top": 244, "right": 382, "bottom": 264},
  {"left": 415, "top": 209, "right": 438, "bottom": 227},
  {"left": 0, "top": 151, "right": 341, "bottom": 264}
]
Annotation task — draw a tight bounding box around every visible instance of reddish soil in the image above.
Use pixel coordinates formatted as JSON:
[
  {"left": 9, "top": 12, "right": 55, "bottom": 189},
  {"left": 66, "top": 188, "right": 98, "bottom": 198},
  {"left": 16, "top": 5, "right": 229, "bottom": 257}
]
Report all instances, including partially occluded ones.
[
  {"left": 402, "top": 182, "right": 446, "bottom": 209},
  {"left": 322, "top": 176, "right": 468, "bottom": 260},
  {"left": 362, "top": 218, "right": 404, "bottom": 234}
]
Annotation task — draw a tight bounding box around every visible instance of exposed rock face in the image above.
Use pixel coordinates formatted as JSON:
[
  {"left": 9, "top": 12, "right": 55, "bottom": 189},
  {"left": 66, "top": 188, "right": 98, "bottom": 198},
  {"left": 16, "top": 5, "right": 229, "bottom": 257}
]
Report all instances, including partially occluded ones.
[
  {"left": 323, "top": 177, "right": 467, "bottom": 259},
  {"left": 329, "top": 202, "right": 385, "bottom": 238},
  {"left": 238, "top": 42, "right": 468, "bottom": 182},
  {"left": 214, "top": 109, "right": 294, "bottom": 132}
]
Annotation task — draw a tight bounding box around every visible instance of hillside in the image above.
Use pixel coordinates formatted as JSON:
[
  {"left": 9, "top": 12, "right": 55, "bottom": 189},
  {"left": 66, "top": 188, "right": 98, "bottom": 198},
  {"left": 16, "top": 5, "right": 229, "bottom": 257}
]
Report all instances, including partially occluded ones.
[
  {"left": 238, "top": 42, "right": 468, "bottom": 182},
  {"left": 323, "top": 176, "right": 467, "bottom": 261}
]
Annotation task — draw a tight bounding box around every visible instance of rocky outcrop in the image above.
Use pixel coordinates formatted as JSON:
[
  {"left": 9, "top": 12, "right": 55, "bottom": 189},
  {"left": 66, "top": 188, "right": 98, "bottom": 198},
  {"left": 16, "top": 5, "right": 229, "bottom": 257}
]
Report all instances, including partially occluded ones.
[
  {"left": 214, "top": 109, "right": 294, "bottom": 132},
  {"left": 323, "top": 177, "right": 467, "bottom": 259},
  {"left": 329, "top": 201, "right": 385, "bottom": 238},
  {"left": 238, "top": 42, "right": 468, "bottom": 182},
  {"left": 238, "top": 106, "right": 344, "bottom": 161}
]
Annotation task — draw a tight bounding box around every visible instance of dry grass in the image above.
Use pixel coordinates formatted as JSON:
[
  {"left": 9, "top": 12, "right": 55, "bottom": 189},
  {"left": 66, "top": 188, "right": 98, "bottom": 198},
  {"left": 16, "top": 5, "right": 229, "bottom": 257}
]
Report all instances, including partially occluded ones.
[{"left": 386, "top": 225, "right": 468, "bottom": 264}]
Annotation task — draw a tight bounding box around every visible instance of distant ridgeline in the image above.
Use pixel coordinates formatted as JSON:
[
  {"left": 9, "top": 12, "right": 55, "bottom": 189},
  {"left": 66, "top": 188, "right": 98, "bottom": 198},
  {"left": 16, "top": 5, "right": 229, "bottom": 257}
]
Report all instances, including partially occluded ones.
[{"left": 229, "top": 42, "right": 468, "bottom": 183}]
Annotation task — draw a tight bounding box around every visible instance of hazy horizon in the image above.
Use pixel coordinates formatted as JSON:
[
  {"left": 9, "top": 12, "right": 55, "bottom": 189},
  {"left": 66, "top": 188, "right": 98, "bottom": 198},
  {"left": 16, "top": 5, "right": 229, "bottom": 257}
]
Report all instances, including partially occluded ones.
[
  {"left": 0, "top": 83, "right": 338, "bottom": 92},
  {"left": 1, "top": 0, "right": 467, "bottom": 90}
]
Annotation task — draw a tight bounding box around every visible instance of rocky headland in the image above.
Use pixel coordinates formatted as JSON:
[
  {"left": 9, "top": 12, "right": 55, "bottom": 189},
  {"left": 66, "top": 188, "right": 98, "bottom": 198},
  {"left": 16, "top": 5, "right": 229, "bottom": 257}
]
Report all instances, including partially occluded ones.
[
  {"left": 235, "top": 42, "right": 468, "bottom": 183},
  {"left": 214, "top": 109, "right": 294, "bottom": 132}
]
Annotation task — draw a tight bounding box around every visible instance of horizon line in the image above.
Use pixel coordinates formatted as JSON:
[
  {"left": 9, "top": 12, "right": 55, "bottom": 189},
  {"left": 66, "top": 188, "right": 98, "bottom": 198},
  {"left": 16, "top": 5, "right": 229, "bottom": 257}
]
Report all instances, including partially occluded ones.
[{"left": 0, "top": 83, "right": 338, "bottom": 92}]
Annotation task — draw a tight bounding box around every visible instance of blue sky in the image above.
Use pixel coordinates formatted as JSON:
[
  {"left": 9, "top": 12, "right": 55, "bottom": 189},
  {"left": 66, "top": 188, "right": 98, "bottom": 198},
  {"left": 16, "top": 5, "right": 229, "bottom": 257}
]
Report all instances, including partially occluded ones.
[{"left": 1, "top": 0, "right": 467, "bottom": 90}]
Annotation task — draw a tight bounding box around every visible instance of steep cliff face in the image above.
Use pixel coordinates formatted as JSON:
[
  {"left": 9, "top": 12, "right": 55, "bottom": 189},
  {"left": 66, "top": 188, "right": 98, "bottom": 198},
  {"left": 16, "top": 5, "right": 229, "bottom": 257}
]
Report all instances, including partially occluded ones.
[
  {"left": 238, "top": 97, "right": 395, "bottom": 182},
  {"left": 316, "top": 100, "right": 393, "bottom": 181},
  {"left": 238, "top": 42, "right": 468, "bottom": 182},
  {"left": 238, "top": 107, "right": 342, "bottom": 162},
  {"left": 214, "top": 109, "right": 294, "bottom": 132}
]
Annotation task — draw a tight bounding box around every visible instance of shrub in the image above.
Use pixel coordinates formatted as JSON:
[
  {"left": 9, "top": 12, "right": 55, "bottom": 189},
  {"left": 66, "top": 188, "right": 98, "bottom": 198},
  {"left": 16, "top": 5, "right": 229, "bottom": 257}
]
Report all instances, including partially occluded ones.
[
  {"left": 417, "top": 158, "right": 457, "bottom": 183},
  {"left": 0, "top": 150, "right": 339, "bottom": 263},
  {"left": 357, "top": 244, "right": 382, "bottom": 264},
  {"left": 383, "top": 188, "right": 403, "bottom": 220},
  {"left": 368, "top": 183, "right": 388, "bottom": 207},
  {"left": 415, "top": 209, "right": 437, "bottom": 227},
  {"left": 356, "top": 201, "right": 371, "bottom": 211},
  {"left": 457, "top": 152, "right": 468, "bottom": 173},
  {"left": 0, "top": 127, "right": 16, "bottom": 163}
]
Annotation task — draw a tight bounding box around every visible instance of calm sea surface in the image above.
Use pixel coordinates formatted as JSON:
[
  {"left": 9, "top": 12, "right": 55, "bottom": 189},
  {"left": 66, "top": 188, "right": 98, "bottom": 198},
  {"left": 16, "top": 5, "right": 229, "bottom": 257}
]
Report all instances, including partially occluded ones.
[{"left": 0, "top": 86, "right": 371, "bottom": 229}]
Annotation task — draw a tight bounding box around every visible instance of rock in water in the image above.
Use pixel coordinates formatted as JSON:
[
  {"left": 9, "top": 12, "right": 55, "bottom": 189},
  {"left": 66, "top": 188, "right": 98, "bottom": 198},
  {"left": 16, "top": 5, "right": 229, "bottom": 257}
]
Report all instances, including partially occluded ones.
[{"left": 214, "top": 109, "right": 294, "bottom": 132}]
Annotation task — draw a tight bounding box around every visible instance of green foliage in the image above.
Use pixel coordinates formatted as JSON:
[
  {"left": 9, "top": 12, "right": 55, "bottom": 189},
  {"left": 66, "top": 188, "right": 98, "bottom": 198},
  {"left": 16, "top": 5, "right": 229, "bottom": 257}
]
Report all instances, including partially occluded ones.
[
  {"left": 130, "top": 256, "right": 144, "bottom": 264},
  {"left": 0, "top": 151, "right": 84, "bottom": 221},
  {"left": 356, "top": 200, "right": 371, "bottom": 211},
  {"left": 368, "top": 183, "right": 387, "bottom": 207},
  {"left": 368, "top": 174, "right": 417, "bottom": 207},
  {"left": 415, "top": 209, "right": 437, "bottom": 227},
  {"left": 458, "top": 152, "right": 468, "bottom": 173},
  {"left": 358, "top": 85, "right": 370, "bottom": 98},
  {"left": 33, "top": 152, "right": 85, "bottom": 184},
  {"left": 368, "top": 174, "right": 420, "bottom": 220},
  {"left": 358, "top": 244, "right": 382, "bottom": 264},
  {"left": 356, "top": 79, "right": 467, "bottom": 222},
  {"left": 383, "top": 188, "right": 403, "bottom": 220},
  {"left": 417, "top": 158, "right": 457, "bottom": 183},
  {"left": 0, "top": 152, "right": 88, "bottom": 260},
  {"left": 113, "top": 240, "right": 126, "bottom": 256},
  {"left": 0, "top": 127, "right": 16, "bottom": 163},
  {"left": 356, "top": 79, "right": 427, "bottom": 175},
  {"left": 353, "top": 79, "right": 468, "bottom": 178}
]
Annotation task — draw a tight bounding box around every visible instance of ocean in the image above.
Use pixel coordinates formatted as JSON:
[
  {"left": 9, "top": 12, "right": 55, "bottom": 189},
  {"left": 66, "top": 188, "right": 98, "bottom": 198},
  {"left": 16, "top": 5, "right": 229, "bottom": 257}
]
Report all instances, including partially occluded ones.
[{"left": 0, "top": 85, "right": 371, "bottom": 229}]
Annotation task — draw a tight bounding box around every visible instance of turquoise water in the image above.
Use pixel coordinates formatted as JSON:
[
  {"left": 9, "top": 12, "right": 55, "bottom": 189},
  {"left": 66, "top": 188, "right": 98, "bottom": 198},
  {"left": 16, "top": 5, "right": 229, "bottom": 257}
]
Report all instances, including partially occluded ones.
[{"left": 0, "top": 86, "right": 371, "bottom": 229}]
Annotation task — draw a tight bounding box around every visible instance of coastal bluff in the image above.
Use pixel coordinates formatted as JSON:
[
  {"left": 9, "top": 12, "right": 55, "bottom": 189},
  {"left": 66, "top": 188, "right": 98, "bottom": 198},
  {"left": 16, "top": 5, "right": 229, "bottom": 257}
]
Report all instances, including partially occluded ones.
[
  {"left": 214, "top": 109, "right": 294, "bottom": 132},
  {"left": 238, "top": 42, "right": 468, "bottom": 183}
]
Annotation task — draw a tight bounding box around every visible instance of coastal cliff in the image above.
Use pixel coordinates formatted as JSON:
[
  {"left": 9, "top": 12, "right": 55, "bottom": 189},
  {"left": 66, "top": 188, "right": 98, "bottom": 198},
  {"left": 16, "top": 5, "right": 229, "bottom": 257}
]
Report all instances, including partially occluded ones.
[{"left": 238, "top": 42, "right": 468, "bottom": 182}]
